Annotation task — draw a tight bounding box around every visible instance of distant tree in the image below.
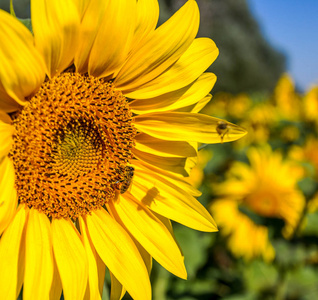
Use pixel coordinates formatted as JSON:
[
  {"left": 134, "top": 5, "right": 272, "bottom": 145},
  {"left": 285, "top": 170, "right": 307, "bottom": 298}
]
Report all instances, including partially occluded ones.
[{"left": 160, "top": 0, "right": 286, "bottom": 94}]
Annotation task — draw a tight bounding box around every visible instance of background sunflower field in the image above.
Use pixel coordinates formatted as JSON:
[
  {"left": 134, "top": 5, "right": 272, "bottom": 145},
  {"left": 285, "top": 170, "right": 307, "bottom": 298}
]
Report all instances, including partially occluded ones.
[{"left": 1, "top": 0, "right": 318, "bottom": 299}]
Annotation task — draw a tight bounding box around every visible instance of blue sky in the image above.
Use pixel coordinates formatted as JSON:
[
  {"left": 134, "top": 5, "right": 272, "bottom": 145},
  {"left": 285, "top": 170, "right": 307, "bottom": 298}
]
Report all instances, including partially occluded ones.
[{"left": 248, "top": 0, "right": 318, "bottom": 92}]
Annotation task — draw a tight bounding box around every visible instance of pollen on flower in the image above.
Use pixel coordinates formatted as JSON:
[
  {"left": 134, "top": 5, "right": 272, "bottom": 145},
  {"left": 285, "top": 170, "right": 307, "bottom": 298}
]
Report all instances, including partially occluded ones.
[{"left": 9, "top": 72, "right": 136, "bottom": 220}]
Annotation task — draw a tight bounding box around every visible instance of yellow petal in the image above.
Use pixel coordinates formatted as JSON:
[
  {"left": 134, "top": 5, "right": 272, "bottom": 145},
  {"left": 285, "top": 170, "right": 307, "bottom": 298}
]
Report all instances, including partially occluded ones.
[
  {"left": 124, "top": 38, "right": 218, "bottom": 99},
  {"left": 71, "top": 0, "right": 89, "bottom": 19},
  {"left": 96, "top": 252, "right": 106, "bottom": 298},
  {"left": 190, "top": 94, "right": 212, "bottom": 113},
  {"left": 86, "top": 209, "right": 151, "bottom": 300},
  {"left": 74, "top": 0, "right": 107, "bottom": 73},
  {"left": 114, "top": 0, "right": 199, "bottom": 90},
  {"left": 23, "top": 209, "right": 54, "bottom": 300},
  {"left": 78, "top": 217, "right": 103, "bottom": 300},
  {"left": 109, "top": 194, "right": 187, "bottom": 279},
  {"left": 88, "top": 0, "right": 137, "bottom": 78},
  {"left": 130, "top": 73, "right": 216, "bottom": 114},
  {"left": 31, "top": 0, "right": 80, "bottom": 77},
  {"left": 0, "top": 205, "right": 27, "bottom": 300},
  {"left": 130, "top": 162, "right": 217, "bottom": 232},
  {"left": 0, "top": 10, "right": 45, "bottom": 105},
  {"left": 0, "top": 157, "right": 17, "bottom": 235},
  {"left": 135, "top": 133, "right": 197, "bottom": 158},
  {"left": 132, "top": 239, "right": 153, "bottom": 276},
  {"left": 51, "top": 218, "right": 88, "bottom": 300},
  {"left": 49, "top": 258, "right": 62, "bottom": 300},
  {"left": 0, "top": 119, "right": 14, "bottom": 159},
  {"left": 0, "top": 83, "right": 22, "bottom": 112},
  {"left": 153, "top": 212, "right": 184, "bottom": 256},
  {"left": 174, "top": 95, "right": 212, "bottom": 113},
  {"left": 132, "top": 0, "right": 159, "bottom": 49},
  {"left": 110, "top": 272, "right": 126, "bottom": 300},
  {"left": 133, "top": 148, "right": 193, "bottom": 176},
  {"left": 135, "top": 112, "right": 247, "bottom": 143},
  {"left": 133, "top": 159, "right": 201, "bottom": 197},
  {"left": 0, "top": 111, "right": 12, "bottom": 123}
]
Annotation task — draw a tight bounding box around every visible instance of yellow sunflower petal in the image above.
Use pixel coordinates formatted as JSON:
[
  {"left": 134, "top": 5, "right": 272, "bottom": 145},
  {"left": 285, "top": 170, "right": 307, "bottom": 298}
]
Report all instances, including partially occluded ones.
[
  {"left": 0, "top": 10, "right": 45, "bottom": 105},
  {"left": 133, "top": 148, "right": 194, "bottom": 176},
  {"left": 132, "top": 239, "right": 153, "bottom": 276},
  {"left": 71, "top": 0, "right": 89, "bottom": 19},
  {"left": 96, "top": 252, "right": 106, "bottom": 298},
  {"left": 135, "top": 133, "right": 197, "bottom": 158},
  {"left": 86, "top": 209, "right": 151, "bottom": 300},
  {"left": 78, "top": 217, "right": 103, "bottom": 300},
  {"left": 133, "top": 0, "right": 159, "bottom": 48},
  {"left": 134, "top": 112, "right": 247, "bottom": 143},
  {"left": 0, "top": 83, "right": 22, "bottom": 112},
  {"left": 110, "top": 272, "right": 126, "bottom": 300},
  {"left": 88, "top": 0, "right": 137, "bottom": 78},
  {"left": 130, "top": 73, "right": 216, "bottom": 114},
  {"left": 31, "top": 0, "right": 80, "bottom": 77},
  {"left": 0, "top": 119, "right": 14, "bottom": 159},
  {"left": 0, "top": 111, "right": 12, "bottom": 123},
  {"left": 74, "top": 0, "right": 106, "bottom": 73},
  {"left": 109, "top": 194, "right": 187, "bottom": 279},
  {"left": 124, "top": 38, "right": 218, "bottom": 99},
  {"left": 0, "top": 205, "right": 27, "bottom": 300},
  {"left": 130, "top": 163, "right": 217, "bottom": 232},
  {"left": 114, "top": 0, "right": 199, "bottom": 90},
  {"left": 50, "top": 258, "right": 62, "bottom": 300},
  {"left": 190, "top": 94, "right": 212, "bottom": 113},
  {"left": 133, "top": 159, "right": 201, "bottom": 197},
  {"left": 23, "top": 209, "right": 54, "bottom": 300},
  {"left": 174, "top": 94, "right": 212, "bottom": 113},
  {"left": 51, "top": 218, "right": 88, "bottom": 300},
  {"left": 153, "top": 212, "right": 184, "bottom": 256},
  {"left": 0, "top": 157, "right": 17, "bottom": 235}
]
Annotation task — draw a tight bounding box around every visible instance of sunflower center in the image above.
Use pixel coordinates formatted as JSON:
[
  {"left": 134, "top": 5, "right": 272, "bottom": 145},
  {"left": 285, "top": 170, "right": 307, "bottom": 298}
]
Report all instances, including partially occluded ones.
[
  {"left": 245, "top": 190, "right": 280, "bottom": 217},
  {"left": 9, "top": 72, "right": 136, "bottom": 220}
]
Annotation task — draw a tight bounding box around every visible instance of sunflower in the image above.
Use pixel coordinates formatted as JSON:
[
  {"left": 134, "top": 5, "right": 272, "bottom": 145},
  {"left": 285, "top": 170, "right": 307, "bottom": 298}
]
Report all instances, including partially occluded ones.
[
  {"left": 273, "top": 73, "right": 301, "bottom": 121},
  {"left": 289, "top": 136, "right": 318, "bottom": 179},
  {"left": 210, "top": 146, "right": 305, "bottom": 261},
  {"left": 0, "top": 1, "right": 247, "bottom": 300}
]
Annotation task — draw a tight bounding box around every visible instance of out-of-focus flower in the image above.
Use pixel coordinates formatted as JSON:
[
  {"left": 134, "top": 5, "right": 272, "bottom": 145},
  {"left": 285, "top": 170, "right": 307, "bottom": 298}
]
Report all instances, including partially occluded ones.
[
  {"left": 201, "top": 92, "right": 252, "bottom": 121},
  {"left": 273, "top": 73, "right": 301, "bottom": 121},
  {"left": 210, "top": 146, "right": 305, "bottom": 261},
  {"left": 236, "top": 102, "right": 277, "bottom": 147},
  {"left": 211, "top": 199, "right": 275, "bottom": 262},
  {"left": 227, "top": 93, "right": 252, "bottom": 119},
  {"left": 289, "top": 136, "right": 318, "bottom": 178},
  {"left": 185, "top": 148, "right": 213, "bottom": 189},
  {"left": 303, "top": 86, "right": 318, "bottom": 125}
]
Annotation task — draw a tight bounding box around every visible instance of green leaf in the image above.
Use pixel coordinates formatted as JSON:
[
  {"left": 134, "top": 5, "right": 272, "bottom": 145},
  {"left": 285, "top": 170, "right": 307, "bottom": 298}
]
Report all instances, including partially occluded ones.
[
  {"left": 173, "top": 224, "right": 214, "bottom": 279},
  {"left": 285, "top": 266, "right": 318, "bottom": 300}
]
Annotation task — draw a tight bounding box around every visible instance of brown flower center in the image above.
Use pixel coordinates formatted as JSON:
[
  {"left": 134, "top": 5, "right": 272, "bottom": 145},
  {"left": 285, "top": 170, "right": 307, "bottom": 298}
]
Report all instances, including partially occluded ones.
[{"left": 9, "top": 72, "right": 136, "bottom": 220}]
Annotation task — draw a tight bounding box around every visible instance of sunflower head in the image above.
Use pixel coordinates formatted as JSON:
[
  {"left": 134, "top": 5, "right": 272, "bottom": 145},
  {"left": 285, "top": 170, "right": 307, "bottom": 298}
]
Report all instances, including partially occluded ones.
[
  {"left": 0, "top": 1, "right": 247, "bottom": 299},
  {"left": 210, "top": 146, "right": 305, "bottom": 261}
]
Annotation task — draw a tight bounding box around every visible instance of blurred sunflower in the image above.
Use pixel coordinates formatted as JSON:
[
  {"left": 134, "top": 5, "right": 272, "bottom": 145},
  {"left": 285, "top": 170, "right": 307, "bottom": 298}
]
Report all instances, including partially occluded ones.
[
  {"left": 0, "top": 1, "right": 247, "bottom": 299},
  {"left": 289, "top": 136, "right": 318, "bottom": 179},
  {"left": 210, "top": 146, "right": 305, "bottom": 261},
  {"left": 236, "top": 102, "right": 277, "bottom": 147},
  {"left": 303, "top": 86, "right": 318, "bottom": 126},
  {"left": 185, "top": 148, "right": 213, "bottom": 189},
  {"left": 273, "top": 73, "right": 301, "bottom": 121}
]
